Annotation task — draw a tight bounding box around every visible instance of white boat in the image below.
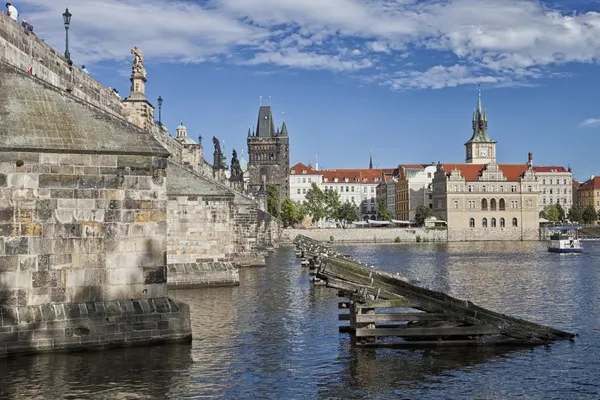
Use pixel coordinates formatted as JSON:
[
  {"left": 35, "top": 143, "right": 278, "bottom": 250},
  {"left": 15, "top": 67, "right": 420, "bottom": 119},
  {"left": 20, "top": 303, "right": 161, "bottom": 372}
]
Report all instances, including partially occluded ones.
[{"left": 548, "top": 226, "right": 583, "bottom": 253}]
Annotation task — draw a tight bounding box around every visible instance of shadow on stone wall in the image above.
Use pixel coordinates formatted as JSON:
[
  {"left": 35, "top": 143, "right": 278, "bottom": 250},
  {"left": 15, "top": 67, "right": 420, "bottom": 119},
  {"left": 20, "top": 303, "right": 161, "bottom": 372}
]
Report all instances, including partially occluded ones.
[{"left": 0, "top": 343, "right": 193, "bottom": 399}]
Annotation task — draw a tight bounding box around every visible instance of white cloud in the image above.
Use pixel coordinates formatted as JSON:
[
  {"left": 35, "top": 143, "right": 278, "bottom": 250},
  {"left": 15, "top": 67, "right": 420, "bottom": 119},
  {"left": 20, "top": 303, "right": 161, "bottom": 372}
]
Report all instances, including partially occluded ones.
[
  {"left": 17, "top": 0, "right": 600, "bottom": 89},
  {"left": 579, "top": 118, "right": 600, "bottom": 127}
]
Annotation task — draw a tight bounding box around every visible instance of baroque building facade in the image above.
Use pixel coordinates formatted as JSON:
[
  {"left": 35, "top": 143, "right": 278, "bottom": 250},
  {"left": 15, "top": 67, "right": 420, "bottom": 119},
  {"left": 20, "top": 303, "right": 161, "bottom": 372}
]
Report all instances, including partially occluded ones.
[
  {"left": 247, "top": 103, "right": 290, "bottom": 199},
  {"left": 431, "top": 90, "right": 540, "bottom": 241}
]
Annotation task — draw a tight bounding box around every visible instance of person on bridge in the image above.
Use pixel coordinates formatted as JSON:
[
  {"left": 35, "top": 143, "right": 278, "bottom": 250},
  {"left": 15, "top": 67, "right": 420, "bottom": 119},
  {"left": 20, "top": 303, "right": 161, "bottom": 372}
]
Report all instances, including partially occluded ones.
[{"left": 5, "top": 3, "right": 18, "bottom": 21}]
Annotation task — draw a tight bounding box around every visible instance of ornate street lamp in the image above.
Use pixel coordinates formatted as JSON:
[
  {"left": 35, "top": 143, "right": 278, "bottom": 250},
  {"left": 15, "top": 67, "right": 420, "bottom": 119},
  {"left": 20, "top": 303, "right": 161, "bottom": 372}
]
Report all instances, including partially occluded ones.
[
  {"left": 62, "top": 8, "right": 72, "bottom": 61},
  {"left": 157, "top": 96, "right": 163, "bottom": 127}
]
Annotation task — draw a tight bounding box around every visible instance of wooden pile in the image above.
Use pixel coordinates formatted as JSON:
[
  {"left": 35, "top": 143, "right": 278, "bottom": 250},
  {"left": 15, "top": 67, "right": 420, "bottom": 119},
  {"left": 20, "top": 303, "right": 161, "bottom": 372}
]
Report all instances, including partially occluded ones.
[{"left": 294, "top": 234, "right": 576, "bottom": 348}]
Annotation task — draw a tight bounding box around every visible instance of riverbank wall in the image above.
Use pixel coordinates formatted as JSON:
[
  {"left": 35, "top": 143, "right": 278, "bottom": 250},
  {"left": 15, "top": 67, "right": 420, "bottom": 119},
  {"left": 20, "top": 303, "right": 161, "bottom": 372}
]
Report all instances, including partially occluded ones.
[{"left": 281, "top": 228, "right": 447, "bottom": 244}]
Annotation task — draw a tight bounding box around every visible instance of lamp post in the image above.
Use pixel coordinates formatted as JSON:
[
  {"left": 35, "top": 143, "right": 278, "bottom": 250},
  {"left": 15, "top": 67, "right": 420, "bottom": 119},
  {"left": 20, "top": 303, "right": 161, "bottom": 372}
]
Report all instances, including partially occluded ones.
[
  {"left": 157, "top": 96, "right": 163, "bottom": 127},
  {"left": 62, "top": 8, "right": 72, "bottom": 61}
]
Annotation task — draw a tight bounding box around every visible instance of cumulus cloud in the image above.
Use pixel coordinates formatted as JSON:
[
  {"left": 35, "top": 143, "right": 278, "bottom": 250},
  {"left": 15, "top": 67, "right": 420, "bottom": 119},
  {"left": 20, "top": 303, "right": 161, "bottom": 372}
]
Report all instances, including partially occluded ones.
[
  {"left": 579, "top": 118, "right": 600, "bottom": 127},
  {"left": 17, "top": 0, "right": 600, "bottom": 89}
]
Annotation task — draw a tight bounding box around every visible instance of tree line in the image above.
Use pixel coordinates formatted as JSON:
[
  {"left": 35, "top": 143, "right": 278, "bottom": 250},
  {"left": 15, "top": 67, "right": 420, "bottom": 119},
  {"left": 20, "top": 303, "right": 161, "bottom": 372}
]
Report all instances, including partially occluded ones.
[
  {"left": 541, "top": 203, "right": 598, "bottom": 224},
  {"left": 267, "top": 183, "right": 359, "bottom": 228}
]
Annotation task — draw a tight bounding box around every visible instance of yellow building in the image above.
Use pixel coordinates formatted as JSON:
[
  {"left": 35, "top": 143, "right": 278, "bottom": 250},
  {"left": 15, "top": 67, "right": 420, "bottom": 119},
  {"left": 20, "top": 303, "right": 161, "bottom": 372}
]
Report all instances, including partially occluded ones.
[{"left": 577, "top": 176, "right": 600, "bottom": 212}]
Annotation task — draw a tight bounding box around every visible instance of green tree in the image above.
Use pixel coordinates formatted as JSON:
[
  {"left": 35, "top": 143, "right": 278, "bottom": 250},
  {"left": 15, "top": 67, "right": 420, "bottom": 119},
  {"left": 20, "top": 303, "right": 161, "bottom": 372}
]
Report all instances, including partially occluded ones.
[
  {"left": 324, "top": 188, "right": 341, "bottom": 221},
  {"left": 280, "top": 198, "right": 298, "bottom": 227},
  {"left": 556, "top": 203, "right": 566, "bottom": 222},
  {"left": 377, "top": 199, "right": 392, "bottom": 221},
  {"left": 266, "top": 184, "right": 280, "bottom": 218},
  {"left": 296, "top": 201, "right": 308, "bottom": 224},
  {"left": 304, "top": 182, "right": 326, "bottom": 223},
  {"left": 414, "top": 205, "right": 432, "bottom": 226},
  {"left": 543, "top": 204, "right": 559, "bottom": 222},
  {"left": 582, "top": 205, "right": 598, "bottom": 224},
  {"left": 337, "top": 201, "right": 359, "bottom": 227},
  {"left": 567, "top": 205, "right": 583, "bottom": 223}
]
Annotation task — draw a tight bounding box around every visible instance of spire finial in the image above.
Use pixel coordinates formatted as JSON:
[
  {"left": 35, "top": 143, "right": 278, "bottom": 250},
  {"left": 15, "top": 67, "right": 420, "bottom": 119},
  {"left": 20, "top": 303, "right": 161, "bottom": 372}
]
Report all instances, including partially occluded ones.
[
  {"left": 477, "top": 84, "right": 482, "bottom": 113},
  {"left": 259, "top": 96, "right": 262, "bottom": 106},
  {"left": 282, "top": 111, "right": 285, "bottom": 121},
  {"left": 369, "top": 151, "right": 373, "bottom": 169},
  {"left": 268, "top": 96, "right": 272, "bottom": 106}
]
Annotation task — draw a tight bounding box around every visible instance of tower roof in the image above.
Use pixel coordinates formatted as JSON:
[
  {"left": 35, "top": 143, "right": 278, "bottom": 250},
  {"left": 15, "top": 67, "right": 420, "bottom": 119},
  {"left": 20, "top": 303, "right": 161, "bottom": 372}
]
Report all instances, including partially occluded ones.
[
  {"left": 466, "top": 86, "right": 495, "bottom": 144},
  {"left": 256, "top": 105, "right": 276, "bottom": 137},
  {"left": 280, "top": 121, "right": 288, "bottom": 136},
  {"left": 177, "top": 121, "right": 186, "bottom": 130}
]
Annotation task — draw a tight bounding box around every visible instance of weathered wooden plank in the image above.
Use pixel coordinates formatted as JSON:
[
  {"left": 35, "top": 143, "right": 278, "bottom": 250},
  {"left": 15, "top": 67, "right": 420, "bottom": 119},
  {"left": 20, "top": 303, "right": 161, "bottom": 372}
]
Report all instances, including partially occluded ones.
[
  {"left": 355, "top": 313, "right": 450, "bottom": 323},
  {"left": 355, "top": 338, "right": 545, "bottom": 348},
  {"left": 357, "top": 300, "right": 416, "bottom": 309},
  {"left": 355, "top": 325, "right": 504, "bottom": 338},
  {"left": 325, "top": 257, "right": 574, "bottom": 340}
]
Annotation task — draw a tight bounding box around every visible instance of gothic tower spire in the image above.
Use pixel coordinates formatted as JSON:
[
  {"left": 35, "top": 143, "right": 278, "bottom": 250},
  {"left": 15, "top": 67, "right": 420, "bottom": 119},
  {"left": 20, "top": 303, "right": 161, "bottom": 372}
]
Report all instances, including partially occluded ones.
[{"left": 369, "top": 151, "right": 373, "bottom": 169}]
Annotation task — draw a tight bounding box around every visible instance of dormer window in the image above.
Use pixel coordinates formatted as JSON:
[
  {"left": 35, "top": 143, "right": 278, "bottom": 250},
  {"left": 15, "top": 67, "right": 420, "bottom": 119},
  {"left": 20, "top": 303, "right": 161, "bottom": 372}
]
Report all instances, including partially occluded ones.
[
  {"left": 324, "top": 178, "right": 328, "bottom": 183},
  {"left": 334, "top": 178, "right": 338, "bottom": 183},
  {"left": 344, "top": 178, "right": 349, "bottom": 182}
]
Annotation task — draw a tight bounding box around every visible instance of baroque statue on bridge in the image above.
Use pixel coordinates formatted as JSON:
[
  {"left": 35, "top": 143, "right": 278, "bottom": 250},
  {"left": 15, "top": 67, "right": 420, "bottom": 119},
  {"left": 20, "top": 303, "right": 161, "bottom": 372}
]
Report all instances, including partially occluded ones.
[
  {"left": 131, "top": 46, "right": 146, "bottom": 78},
  {"left": 230, "top": 149, "right": 242, "bottom": 179}
]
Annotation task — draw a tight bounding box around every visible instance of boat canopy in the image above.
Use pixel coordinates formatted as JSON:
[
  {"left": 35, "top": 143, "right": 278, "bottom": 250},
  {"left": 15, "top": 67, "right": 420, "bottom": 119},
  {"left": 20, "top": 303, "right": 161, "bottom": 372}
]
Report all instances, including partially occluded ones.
[{"left": 552, "top": 226, "right": 580, "bottom": 231}]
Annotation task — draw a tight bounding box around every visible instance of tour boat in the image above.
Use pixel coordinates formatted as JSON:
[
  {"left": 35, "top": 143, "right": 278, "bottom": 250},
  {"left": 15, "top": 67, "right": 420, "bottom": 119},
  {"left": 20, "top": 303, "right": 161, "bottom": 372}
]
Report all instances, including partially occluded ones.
[{"left": 547, "top": 226, "right": 583, "bottom": 253}]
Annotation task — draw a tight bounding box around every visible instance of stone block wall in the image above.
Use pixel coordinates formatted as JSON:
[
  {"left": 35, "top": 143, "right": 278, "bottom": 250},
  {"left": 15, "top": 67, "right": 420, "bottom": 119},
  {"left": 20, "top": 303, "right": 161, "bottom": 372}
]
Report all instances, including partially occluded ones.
[
  {"left": 0, "top": 151, "right": 169, "bottom": 307},
  {"left": 0, "top": 297, "right": 191, "bottom": 355},
  {"left": 0, "top": 15, "right": 123, "bottom": 118},
  {"left": 167, "top": 195, "right": 235, "bottom": 265},
  {"left": 447, "top": 227, "right": 539, "bottom": 241},
  {"left": 281, "top": 227, "right": 447, "bottom": 243}
]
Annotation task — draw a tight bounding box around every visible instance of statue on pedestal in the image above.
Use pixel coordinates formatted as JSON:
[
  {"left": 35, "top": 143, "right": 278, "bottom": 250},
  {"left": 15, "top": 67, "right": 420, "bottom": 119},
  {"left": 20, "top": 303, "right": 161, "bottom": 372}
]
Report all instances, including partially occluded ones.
[
  {"left": 230, "top": 149, "right": 242, "bottom": 180},
  {"left": 131, "top": 46, "right": 146, "bottom": 78}
]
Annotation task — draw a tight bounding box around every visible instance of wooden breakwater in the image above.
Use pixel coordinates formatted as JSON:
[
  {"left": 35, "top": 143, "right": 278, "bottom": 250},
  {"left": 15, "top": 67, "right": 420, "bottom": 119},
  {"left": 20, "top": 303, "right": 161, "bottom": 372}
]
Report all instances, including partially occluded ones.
[{"left": 294, "top": 235, "right": 576, "bottom": 348}]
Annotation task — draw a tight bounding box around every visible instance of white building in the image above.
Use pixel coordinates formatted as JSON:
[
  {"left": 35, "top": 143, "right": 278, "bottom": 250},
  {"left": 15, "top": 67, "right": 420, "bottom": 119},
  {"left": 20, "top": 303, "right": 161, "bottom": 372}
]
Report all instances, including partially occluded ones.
[
  {"left": 532, "top": 160, "right": 573, "bottom": 214},
  {"left": 289, "top": 162, "right": 392, "bottom": 221},
  {"left": 289, "top": 162, "right": 323, "bottom": 203}
]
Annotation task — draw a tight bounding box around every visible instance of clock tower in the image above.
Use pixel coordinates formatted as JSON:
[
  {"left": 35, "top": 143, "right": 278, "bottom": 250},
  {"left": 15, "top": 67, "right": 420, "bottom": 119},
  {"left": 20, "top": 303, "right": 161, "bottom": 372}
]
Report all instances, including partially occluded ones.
[{"left": 465, "top": 87, "right": 496, "bottom": 164}]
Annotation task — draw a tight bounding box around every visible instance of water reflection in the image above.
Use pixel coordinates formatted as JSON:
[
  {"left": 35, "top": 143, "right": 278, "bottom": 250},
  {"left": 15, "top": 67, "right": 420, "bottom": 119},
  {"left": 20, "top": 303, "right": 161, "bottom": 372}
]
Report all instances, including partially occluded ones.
[
  {"left": 0, "top": 242, "right": 598, "bottom": 399},
  {"left": 0, "top": 344, "right": 193, "bottom": 400}
]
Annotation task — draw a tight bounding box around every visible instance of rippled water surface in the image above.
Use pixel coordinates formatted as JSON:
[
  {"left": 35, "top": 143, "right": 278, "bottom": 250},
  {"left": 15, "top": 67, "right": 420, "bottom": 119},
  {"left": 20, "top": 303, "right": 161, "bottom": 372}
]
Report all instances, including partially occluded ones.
[{"left": 1, "top": 241, "right": 600, "bottom": 399}]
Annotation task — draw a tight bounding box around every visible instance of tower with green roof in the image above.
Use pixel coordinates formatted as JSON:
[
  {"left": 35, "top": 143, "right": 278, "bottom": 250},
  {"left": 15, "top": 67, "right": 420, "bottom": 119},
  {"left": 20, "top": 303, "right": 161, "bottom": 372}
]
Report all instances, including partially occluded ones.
[{"left": 465, "top": 87, "right": 496, "bottom": 164}]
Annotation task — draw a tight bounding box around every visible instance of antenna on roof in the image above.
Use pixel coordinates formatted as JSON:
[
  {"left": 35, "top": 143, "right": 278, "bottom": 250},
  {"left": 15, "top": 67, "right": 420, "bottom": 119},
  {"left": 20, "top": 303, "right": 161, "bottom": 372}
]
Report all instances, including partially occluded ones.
[{"left": 259, "top": 96, "right": 262, "bottom": 106}]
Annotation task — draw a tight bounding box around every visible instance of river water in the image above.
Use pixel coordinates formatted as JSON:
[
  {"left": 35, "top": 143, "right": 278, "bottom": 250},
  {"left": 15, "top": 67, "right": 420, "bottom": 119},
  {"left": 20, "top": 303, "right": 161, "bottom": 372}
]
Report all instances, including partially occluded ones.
[{"left": 1, "top": 241, "right": 599, "bottom": 399}]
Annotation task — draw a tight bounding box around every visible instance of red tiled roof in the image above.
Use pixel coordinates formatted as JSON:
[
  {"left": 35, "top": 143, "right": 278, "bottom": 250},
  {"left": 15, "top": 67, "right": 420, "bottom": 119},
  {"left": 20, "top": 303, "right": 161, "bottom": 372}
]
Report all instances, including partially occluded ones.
[
  {"left": 532, "top": 166, "right": 567, "bottom": 173},
  {"left": 573, "top": 180, "right": 580, "bottom": 186},
  {"left": 400, "top": 164, "right": 428, "bottom": 169},
  {"left": 579, "top": 176, "right": 600, "bottom": 190},
  {"left": 290, "top": 162, "right": 321, "bottom": 175},
  {"left": 441, "top": 164, "right": 528, "bottom": 181},
  {"left": 321, "top": 168, "right": 392, "bottom": 184}
]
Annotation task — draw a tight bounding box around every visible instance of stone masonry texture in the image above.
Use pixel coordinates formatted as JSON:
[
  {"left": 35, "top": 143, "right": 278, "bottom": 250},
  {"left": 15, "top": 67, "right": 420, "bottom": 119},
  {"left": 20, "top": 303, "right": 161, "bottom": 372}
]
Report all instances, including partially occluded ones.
[{"left": 0, "top": 58, "right": 191, "bottom": 355}]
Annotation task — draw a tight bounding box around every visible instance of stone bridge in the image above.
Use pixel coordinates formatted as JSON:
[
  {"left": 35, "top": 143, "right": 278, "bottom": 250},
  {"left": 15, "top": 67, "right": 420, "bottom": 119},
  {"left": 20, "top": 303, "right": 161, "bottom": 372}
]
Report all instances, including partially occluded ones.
[{"left": 0, "top": 13, "right": 280, "bottom": 356}]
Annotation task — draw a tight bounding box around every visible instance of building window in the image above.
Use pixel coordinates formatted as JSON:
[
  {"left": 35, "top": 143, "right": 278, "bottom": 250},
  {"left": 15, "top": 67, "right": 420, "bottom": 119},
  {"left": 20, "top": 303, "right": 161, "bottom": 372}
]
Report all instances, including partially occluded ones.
[
  {"left": 564, "top": 198, "right": 568, "bottom": 204},
  {"left": 371, "top": 187, "right": 374, "bottom": 193},
  {"left": 302, "top": 188, "right": 306, "bottom": 194},
  {"left": 482, "top": 218, "right": 488, "bottom": 228},
  {"left": 453, "top": 200, "right": 459, "bottom": 209},
  {"left": 468, "top": 185, "right": 473, "bottom": 192},
  {"left": 499, "top": 198, "right": 505, "bottom": 210},
  {"left": 511, "top": 185, "right": 517, "bottom": 192},
  {"left": 468, "top": 200, "right": 475, "bottom": 209},
  {"left": 512, "top": 218, "right": 518, "bottom": 227},
  {"left": 511, "top": 200, "right": 518, "bottom": 209},
  {"left": 491, "top": 218, "right": 497, "bottom": 227},
  {"left": 363, "top": 187, "right": 367, "bottom": 193},
  {"left": 549, "top": 188, "right": 553, "bottom": 194},
  {"left": 543, "top": 198, "right": 546, "bottom": 204},
  {"left": 500, "top": 218, "right": 505, "bottom": 227},
  {"left": 351, "top": 186, "right": 355, "bottom": 192},
  {"left": 481, "top": 198, "right": 488, "bottom": 210},
  {"left": 500, "top": 186, "right": 505, "bottom": 192},
  {"left": 490, "top": 198, "right": 497, "bottom": 210},
  {"left": 482, "top": 185, "right": 486, "bottom": 192},
  {"left": 427, "top": 172, "right": 432, "bottom": 178},
  {"left": 297, "top": 189, "right": 300, "bottom": 194},
  {"left": 302, "top": 178, "right": 306, "bottom": 183},
  {"left": 542, "top": 179, "right": 546, "bottom": 184},
  {"left": 527, "top": 185, "right": 532, "bottom": 192},
  {"left": 469, "top": 218, "right": 475, "bottom": 227}
]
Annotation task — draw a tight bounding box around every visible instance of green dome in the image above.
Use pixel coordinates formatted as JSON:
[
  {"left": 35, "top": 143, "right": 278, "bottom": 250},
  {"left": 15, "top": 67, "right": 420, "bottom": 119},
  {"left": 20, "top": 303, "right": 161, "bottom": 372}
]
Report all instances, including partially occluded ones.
[{"left": 176, "top": 121, "right": 186, "bottom": 130}]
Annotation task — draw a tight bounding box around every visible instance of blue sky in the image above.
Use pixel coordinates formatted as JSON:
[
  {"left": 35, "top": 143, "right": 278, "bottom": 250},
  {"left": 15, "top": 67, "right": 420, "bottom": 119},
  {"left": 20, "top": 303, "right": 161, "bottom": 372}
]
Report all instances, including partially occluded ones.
[{"left": 14, "top": 0, "right": 600, "bottom": 181}]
